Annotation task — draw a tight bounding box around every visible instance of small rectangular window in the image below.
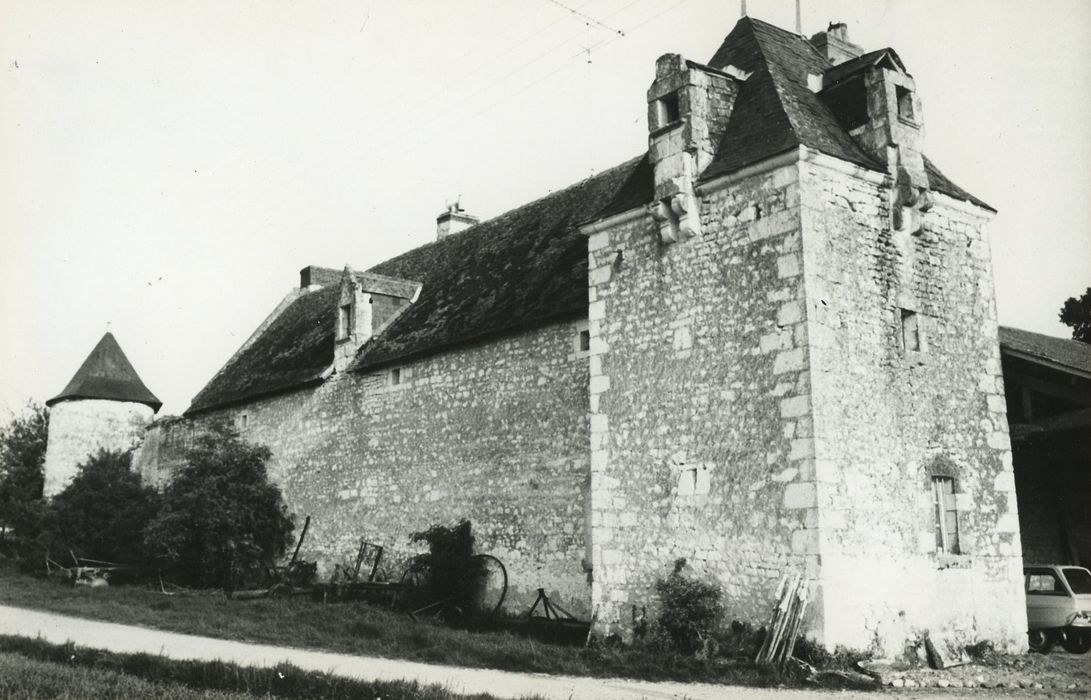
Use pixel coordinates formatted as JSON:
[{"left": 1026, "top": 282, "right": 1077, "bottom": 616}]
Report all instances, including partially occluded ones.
[
  {"left": 658, "top": 92, "right": 680, "bottom": 126},
  {"left": 389, "top": 367, "right": 401, "bottom": 386},
  {"left": 338, "top": 304, "right": 352, "bottom": 339},
  {"left": 238, "top": 413, "right": 249, "bottom": 430},
  {"left": 900, "top": 309, "right": 920, "bottom": 352},
  {"left": 579, "top": 329, "right": 591, "bottom": 352},
  {"left": 932, "top": 476, "right": 960, "bottom": 554}
]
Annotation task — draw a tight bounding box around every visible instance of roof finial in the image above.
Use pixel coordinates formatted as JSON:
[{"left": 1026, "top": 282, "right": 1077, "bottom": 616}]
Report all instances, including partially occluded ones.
[
  {"left": 795, "top": 0, "right": 802, "bottom": 34},
  {"left": 740, "top": 0, "right": 747, "bottom": 17}
]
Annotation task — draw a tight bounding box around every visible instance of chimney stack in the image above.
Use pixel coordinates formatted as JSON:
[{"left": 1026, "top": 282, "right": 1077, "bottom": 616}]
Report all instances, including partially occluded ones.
[
  {"left": 810, "top": 22, "right": 864, "bottom": 65},
  {"left": 436, "top": 203, "right": 479, "bottom": 239}
]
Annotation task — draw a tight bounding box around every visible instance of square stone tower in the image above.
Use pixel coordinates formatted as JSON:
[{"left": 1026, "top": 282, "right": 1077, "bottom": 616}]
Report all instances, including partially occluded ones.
[{"left": 580, "top": 17, "right": 1024, "bottom": 654}]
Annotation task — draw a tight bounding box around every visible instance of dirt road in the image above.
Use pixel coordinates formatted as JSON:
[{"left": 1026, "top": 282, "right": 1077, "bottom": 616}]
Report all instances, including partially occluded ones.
[{"left": 0, "top": 604, "right": 1065, "bottom": 699}]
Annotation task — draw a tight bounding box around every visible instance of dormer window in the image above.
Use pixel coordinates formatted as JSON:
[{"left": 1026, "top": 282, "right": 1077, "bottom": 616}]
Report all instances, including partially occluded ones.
[
  {"left": 896, "top": 85, "right": 915, "bottom": 122},
  {"left": 338, "top": 304, "right": 352, "bottom": 340},
  {"left": 657, "top": 92, "right": 681, "bottom": 127}
]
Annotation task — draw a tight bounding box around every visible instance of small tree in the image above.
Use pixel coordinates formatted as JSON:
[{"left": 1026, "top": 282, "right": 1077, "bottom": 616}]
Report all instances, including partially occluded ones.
[
  {"left": 1059, "top": 287, "right": 1091, "bottom": 343},
  {"left": 0, "top": 402, "right": 49, "bottom": 541},
  {"left": 42, "top": 449, "right": 159, "bottom": 564},
  {"left": 654, "top": 558, "right": 725, "bottom": 654},
  {"left": 143, "top": 421, "right": 294, "bottom": 588}
]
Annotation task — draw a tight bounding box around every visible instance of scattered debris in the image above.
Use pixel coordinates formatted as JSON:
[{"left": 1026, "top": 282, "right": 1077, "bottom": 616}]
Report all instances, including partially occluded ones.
[{"left": 925, "top": 630, "right": 970, "bottom": 669}]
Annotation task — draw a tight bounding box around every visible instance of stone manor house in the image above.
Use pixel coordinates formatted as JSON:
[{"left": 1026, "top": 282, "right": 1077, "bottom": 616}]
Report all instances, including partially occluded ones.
[{"left": 45, "top": 17, "right": 1062, "bottom": 654}]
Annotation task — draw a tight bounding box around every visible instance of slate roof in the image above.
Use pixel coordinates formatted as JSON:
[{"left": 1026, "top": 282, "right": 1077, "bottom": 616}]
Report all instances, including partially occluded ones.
[
  {"left": 187, "top": 287, "right": 336, "bottom": 414},
  {"left": 822, "top": 48, "right": 906, "bottom": 88},
  {"left": 703, "top": 17, "right": 879, "bottom": 180},
  {"left": 48, "top": 332, "right": 161, "bottom": 411},
  {"left": 353, "top": 156, "right": 647, "bottom": 370},
  {"left": 186, "top": 16, "right": 997, "bottom": 413},
  {"left": 999, "top": 326, "right": 1091, "bottom": 376},
  {"left": 186, "top": 157, "right": 646, "bottom": 413}
]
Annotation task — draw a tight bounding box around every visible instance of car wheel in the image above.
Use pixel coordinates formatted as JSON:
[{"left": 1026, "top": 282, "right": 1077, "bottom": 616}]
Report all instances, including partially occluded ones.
[
  {"left": 1027, "top": 629, "right": 1054, "bottom": 653},
  {"left": 1060, "top": 630, "right": 1091, "bottom": 654}
]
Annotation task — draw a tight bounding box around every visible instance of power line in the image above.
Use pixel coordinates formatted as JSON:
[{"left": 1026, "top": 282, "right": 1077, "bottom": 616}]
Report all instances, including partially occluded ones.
[
  {"left": 270, "top": 0, "right": 697, "bottom": 229},
  {"left": 544, "top": 0, "right": 625, "bottom": 36}
]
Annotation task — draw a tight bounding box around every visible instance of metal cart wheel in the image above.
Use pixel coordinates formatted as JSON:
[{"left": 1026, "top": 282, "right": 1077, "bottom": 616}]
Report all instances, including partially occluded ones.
[{"left": 472, "top": 553, "right": 508, "bottom": 615}]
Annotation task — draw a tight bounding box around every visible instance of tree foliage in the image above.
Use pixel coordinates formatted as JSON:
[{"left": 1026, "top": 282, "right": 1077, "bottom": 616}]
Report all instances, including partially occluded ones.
[
  {"left": 42, "top": 449, "right": 159, "bottom": 564},
  {"left": 143, "top": 421, "right": 294, "bottom": 588},
  {"left": 0, "top": 402, "right": 49, "bottom": 538},
  {"left": 1059, "top": 287, "right": 1091, "bottom": 343}
]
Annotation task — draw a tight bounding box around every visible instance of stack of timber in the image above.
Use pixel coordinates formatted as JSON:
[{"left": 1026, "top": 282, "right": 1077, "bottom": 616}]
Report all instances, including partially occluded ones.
[{"left": 755, "top": 574, "right": 811, "bottom": 669}]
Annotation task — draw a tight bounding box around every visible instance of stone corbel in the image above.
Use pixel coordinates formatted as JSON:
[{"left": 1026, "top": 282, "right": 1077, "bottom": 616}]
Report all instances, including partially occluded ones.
[
  {"left": 649, "top": 187, "right": 701, "bottom": 244},
  {"left": 892, "top": 168, "right": 932, "bottom": 235}
]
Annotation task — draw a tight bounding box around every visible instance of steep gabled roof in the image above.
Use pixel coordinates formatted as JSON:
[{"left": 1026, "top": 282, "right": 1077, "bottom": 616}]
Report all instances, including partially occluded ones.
[
  {"left": 823, "top": 47, "right": 906, "bottom": 88},
  {"left": 353, "top": 156, "right": 647, "bottom": 370},
  {"left": 703, "top": 17, "right": 879, "bottom": 180},
  {"left": 999, "top": 326, "right": 1091, "bottom": 377},
  {"left": 48, "top": 332, "right": 161, "bottom": 411}
]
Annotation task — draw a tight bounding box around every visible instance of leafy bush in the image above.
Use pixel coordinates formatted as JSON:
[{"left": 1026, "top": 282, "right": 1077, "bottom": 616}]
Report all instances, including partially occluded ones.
[
  {"left": 409, "top": 519, "right": 487, "bottom": 614},
  {"left": 41, "top": 449, "right": 159, "bottom": 565},
  {"left": 654, "top": 558, "right": 724, "bottom": 654},
  {"left": 143, "top": 421, "right": 294, "bottom": 588},
  {"left": 0, "top": 403, "right": 48, "bottom": 541}
]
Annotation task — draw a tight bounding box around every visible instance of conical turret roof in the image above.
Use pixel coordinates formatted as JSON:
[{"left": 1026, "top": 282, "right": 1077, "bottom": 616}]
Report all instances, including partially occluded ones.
[{"left": 46, "top": 332, "right": 161, "bottom": 411}]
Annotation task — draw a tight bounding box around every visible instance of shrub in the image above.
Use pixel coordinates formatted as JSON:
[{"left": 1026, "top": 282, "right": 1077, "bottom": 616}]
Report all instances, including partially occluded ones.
[
  {"left": 654, "top": 558, "right": 724, "bottom": 654},
  {"left": 409, "top": 519, "right": 487, "bottom": 614},
  {"left": 41, "top": 449, "right": 159, "bottom": 565},
  {"left": 143, "top": 421, "right": 294, "bottom": 588}
]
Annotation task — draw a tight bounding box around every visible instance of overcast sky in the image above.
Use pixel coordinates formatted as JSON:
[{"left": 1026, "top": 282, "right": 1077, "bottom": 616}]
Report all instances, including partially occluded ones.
[{"left": 2, "top": 0, "right": 1089, "bottom": 417}]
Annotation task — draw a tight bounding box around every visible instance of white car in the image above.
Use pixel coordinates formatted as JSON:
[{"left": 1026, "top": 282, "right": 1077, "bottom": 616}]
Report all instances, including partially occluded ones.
[{"left": 1024, "top": 565, "right": 1091, "bottom": 654}]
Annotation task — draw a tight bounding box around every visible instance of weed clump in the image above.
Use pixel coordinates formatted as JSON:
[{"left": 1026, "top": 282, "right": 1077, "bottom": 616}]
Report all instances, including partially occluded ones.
[
  {"left": 653, "top": 558, "right": 724, "bottom": 655},
  {"left": 409, "top": 519, "right": 487, "bottom": 615}
]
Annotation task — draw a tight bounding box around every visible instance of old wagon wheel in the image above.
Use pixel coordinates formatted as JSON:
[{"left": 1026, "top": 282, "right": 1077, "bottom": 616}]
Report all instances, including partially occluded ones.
[{"left": 472, "top": 553, "right": 507, "bottom": 616}]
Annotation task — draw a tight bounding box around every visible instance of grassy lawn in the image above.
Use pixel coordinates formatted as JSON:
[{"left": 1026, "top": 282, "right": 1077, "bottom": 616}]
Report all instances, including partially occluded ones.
[
  {"left": 0, "top": 635, "right": 530, "bottom": 699},
  {"left": 0, "top": 564, "right": 781, "bottom": 687}
]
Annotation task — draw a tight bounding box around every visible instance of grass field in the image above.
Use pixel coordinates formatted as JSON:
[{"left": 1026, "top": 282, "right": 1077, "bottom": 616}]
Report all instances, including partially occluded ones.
[
  {"left": 0, "top": 564, "right": 780, "bottom": 687},
  {"left": 0, "top": 636, "right": 530, "bottom": 699}
]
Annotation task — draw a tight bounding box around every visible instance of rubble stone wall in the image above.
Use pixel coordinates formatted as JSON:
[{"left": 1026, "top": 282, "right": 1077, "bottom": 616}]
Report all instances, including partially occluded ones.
[
  {"left": 587, "top": 160, "right": 812, "bottom": 637},
  {"left": 44, "top": 399, "right": 154, "bottom": 497},
  {"left": 799, "top": 154, "right": 1026, "bottom": 654},
  {"left": 137, "top": 320, "right": 592, "bottom": 615}
]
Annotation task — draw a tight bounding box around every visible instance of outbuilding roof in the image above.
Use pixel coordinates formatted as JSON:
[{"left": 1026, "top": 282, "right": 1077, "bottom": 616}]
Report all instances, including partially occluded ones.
[
  {"left": 48, "top": 332, "right": 161, "bottom": 411},
  {"left": 999, "top": 326, "right": 1091, "bottom": 377}
]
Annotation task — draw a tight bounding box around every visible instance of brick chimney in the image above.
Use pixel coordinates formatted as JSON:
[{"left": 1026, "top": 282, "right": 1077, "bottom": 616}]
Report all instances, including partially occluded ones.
[
  {"left": 436, "top": 203, "right": 478, "bottom": 239},
  {"left": 810, "top": 22, "right": 864, "bottom": 65},
  {"left": 646, "top": 54, "right": 741, "bottom": 243}
]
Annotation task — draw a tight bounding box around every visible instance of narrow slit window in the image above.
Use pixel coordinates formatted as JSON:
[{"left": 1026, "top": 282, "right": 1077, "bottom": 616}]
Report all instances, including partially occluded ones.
[
  {"left": 932, "top": 476, "right": 960, "bottom": 554},
  {"left": 238, "top": 413, "right": 249, "bottom": 430},
  {"left": 900, "top": 309, "right": 920, "bottom": 352},
  {"left": 338, "top": 304, "right": 352, "bottom": 340},
  {"left": 389, "top": 367, "right": 401, "bottom": 386},
  {"left": 579, "top": 329, "right": 591, "bottom": 352},
  {"left": 658, "top": 92, "right": 680, "bottom": 126},
  {"left": 896, "top": 85, "right": 915, "bottom": 122}
]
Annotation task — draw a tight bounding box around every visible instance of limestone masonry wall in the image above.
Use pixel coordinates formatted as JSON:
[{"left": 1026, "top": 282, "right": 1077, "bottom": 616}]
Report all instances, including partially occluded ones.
[
  {"left": 140, "top": 320, "right": 592, "bottom": 615},
  {"left": 44, "top": 399, "right": 154, "bottom": 497},
  {"left": 799, "top": 155, "right": 1026, "bottom": 653},
  {"left": 587, "top": 161, "right": 811, "bottom": 637}
]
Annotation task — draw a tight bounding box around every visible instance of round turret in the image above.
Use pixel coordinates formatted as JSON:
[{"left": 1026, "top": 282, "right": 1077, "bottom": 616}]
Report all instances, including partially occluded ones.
[{"left": 42, "top": 332, "right": 161, "bottom": 497}]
